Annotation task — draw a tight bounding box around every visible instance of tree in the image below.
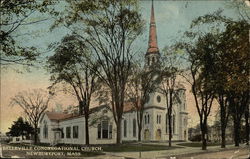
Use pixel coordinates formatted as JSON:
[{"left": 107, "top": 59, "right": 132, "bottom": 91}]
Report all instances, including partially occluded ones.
[
  {"left": 126, "top": 61, "right": 156, "bottom": 141},
  {"left": 48, "top": 34, "right": 99, "bottom": 145},
  {"left": 1, "top": 0, "right": 56, "bottom": 66},
  {"left": 52, "top": 0, "right": 144, "bottom": 144},
  {"left": 179, "top": 32, "right": 218, "bottom": 150},
  {"left": 159, "top": 46, "right": 183, "bottom": 147},
  {"left": 7, "top": 117, "right": 34, "bottom": 139},
  {"left": 190, "top": 11, "right": 250, "bottom": 147},
  {"left": 10, "top": 89, "right": 52, "bottom": 144}
]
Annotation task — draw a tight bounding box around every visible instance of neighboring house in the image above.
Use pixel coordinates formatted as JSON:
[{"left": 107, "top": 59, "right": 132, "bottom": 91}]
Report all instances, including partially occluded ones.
[{"left": 39, "top": 0, "right": 188, "bottom": 145}]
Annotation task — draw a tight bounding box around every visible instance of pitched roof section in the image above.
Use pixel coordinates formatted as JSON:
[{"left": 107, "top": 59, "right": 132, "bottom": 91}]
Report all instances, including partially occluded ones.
[
  {"left": 123, "top": 101, "right": 142, "bottom": 113},
  {"left": 45, "top": 105, "right": 111, "bottom": 121},
  {"left": 45, "top": 112, "right": 74, "bottom": 121},
  {"left": 147, "top": 0, "right": 159, "bottom": 55}
]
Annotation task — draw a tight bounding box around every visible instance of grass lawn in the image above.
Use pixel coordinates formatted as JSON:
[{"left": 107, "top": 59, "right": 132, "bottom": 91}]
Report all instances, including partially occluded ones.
[
  {"left": 176, "top": 142, "right": 231, "bottom": 147},
  {"left": 102, "top": 144, "right": 180, "bottom": 152}
]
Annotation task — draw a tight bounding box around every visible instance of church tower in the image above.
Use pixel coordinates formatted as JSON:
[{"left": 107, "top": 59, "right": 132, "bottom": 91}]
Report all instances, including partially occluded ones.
[{"left": 145, "top": 0, "right": 160, "bottom": 68}]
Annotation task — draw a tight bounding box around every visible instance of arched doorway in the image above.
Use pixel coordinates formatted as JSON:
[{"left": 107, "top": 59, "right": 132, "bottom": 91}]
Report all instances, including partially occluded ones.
[
  {"left": 156, "top": 129, "right": 161, "bottom": 140},
  {"left": 144, "top": 129, "right": 150, "bottom": 140}
]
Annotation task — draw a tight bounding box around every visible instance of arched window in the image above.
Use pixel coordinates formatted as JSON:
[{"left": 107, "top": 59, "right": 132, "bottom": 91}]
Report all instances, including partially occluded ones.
[
  {"left": 152, "top": 57, "right": 155, "bottom": 63},
  {"left": 173, "top": 115, "right": 176, "bottom": 134},
  {"left": 43, "top": 121, "right": 48, "bottom": 139},
  {"left": 144, "top": 115, "right": 147, "bottom": 124},
  {"left": 133, "top": 119, "right": 136, "bottom": 137},
  {"left": 165, "top": 114, "right": 168, "bottom": 133},
  {"left": 159, "top": 115, "right": 161, "bottom": 124},
  {"left": 148, "top": 114, "right": 150, "bottom": 124},
  {"left": 124, "top": 120, "right": 127, "bottom": 137}
]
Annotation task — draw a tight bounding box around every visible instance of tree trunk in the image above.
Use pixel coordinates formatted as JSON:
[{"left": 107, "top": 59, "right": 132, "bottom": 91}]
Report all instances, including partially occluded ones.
[
  {"left": 220, "top": 100, "right": 226, "bottom": 148},
  {"left": 85, "top": 115, "right": 89, "bottom": 145},
  {"left": 116, "top": 117, "right": 122, "bottom": 144},
  {"left": 233, "top": 118, "right": 240, "bottom": 146},
  {"left": 34, "top": 124, "right": 38, "bottom": 145},
  {"left": 201, "top": 130, "right": 207, "bottom": 150},
  {"left": 168, "top": 114, "right": 172, "bottom": 147},
  {"left": 200, "top": 120, "right": 207, "bottom": 150},
  {"left": 221, "top": 127, "right": 226, "bottom": 148},
  {"left": 245, "top": 106, "right": 249, "bottom": 145},
  {"left": 138, "top": 125, "right": 141, "bottom": 141},
  {"left": 138, "top": 121, "right": 142, "bottom": 141}
]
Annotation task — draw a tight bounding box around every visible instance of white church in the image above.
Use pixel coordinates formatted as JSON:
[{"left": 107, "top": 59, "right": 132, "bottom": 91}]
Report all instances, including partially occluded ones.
[{"left": 39, "top": 1, "right": 188, "bottom": 145}]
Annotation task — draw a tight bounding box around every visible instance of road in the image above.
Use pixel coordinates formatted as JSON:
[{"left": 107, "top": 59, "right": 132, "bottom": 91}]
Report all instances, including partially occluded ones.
[{"left": 182, "top": 148, "right": 250, "bottom": 159}]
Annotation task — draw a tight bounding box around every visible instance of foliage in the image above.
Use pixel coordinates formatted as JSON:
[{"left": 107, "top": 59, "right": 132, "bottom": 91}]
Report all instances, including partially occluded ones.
[
  {"left": 7, "top": 117, "right": 34, "bottom": 138},
  {"left": 48, "top": 33, "right": 100, "bottom": 145},
  {"left": 0, "top": 0, "right": 57, "bottom": 66},
  {"left": 51, "top": 0, "right": 144, "bottom": 144}
]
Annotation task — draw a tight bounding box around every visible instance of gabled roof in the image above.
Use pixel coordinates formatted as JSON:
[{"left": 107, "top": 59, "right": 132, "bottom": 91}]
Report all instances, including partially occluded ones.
[
  {"left": 43, "top": 105, "right": 111, "bottom": 122},
  {"left": 45, "top": 112, "right": 74, "bottom": 121}
]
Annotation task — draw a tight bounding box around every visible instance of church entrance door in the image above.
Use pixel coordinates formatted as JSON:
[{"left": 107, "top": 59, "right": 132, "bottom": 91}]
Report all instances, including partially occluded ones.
[
  {"left": 156, "top": 129, "right": 161, "bottom": 140},
  {"left": 144, "top": 129, "right": 150, "bottom": 140}
]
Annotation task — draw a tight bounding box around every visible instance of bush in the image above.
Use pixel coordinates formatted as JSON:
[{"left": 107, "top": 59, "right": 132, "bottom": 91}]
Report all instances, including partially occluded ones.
[{"left": 190, "top": 134, "right": 201, "bottom": 142}]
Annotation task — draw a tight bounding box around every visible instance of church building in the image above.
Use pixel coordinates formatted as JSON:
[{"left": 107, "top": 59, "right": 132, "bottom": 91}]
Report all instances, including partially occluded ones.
[{"left": 39, "top": 1, "right": 188, "bottom": 145}]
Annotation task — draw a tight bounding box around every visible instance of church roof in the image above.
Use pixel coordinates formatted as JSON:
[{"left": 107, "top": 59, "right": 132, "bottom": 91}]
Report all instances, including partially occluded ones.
[
  {"left": 44, "top": 105, "right": 111, "bottom": 122},
  {"left": 45, "top": 112, "right": 75, "bottom": 121},
  {"left": 146, "top": 0, "right": 159, "bottom": 55}
]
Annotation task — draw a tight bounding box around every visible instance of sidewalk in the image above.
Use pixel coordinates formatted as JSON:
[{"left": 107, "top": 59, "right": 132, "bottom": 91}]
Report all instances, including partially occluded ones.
[{"left": 102, "top": 143, "right": 249, "bottom": 159}]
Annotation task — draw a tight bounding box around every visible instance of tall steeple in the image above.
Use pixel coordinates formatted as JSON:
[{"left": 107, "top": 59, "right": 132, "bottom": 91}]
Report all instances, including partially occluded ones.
[
  {"left": 145, "top": 0, "right": 160, "bottom": 67},
  {"left": 147, "top": 0, "right": 159, "bottom": 54}
]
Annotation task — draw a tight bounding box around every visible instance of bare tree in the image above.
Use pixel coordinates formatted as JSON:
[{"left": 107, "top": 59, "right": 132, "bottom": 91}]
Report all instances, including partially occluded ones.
[
  {"left": 10, "top": 89, "right": 52, "bottom": 144},
  {"left": 159, "top": 46, "right": 183, "bottom": 147},
  {"left": 126, "top": 62, "right": 156, "bottom": 141}
]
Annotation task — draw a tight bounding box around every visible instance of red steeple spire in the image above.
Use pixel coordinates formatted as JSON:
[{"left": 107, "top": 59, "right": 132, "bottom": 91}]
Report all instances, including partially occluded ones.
[{"left": 147, "top": 0, "right": 159, "bottom": 54}]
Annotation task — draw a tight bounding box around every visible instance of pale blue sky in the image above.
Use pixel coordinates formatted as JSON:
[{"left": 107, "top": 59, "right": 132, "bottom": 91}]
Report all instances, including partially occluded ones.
[{"left": 1, "top": 0, "right": 241, "bottom": 132}]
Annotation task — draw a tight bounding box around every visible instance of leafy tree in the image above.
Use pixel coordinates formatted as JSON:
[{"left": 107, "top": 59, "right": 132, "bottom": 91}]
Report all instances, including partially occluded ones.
[
  {"left": 51, "top": 0, "right": 144, "bottom": 144},
  {"left": 10, "top": 89, "right": 52, "bottom": 144},
  {"left": 48, "top": 34, "right": 100, "bottom": 145},
  {"left": 0, "top": 0, "right": 56, "bottom": 66},
  {"left": 191, "top": 10, "right": 250, "bottom": 147},
  {"left": 7, "top": 117, "right": 34, "bottom": 139}
]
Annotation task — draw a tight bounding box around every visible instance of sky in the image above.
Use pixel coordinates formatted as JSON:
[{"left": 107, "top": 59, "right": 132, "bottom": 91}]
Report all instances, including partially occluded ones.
[{"left": 0, "top": 0, "right": 243, "bottom": 133}]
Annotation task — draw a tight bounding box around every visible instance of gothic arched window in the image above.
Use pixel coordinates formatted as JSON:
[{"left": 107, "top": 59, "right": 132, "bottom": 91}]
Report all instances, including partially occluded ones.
[
  {"left": 124, "top": 120, "right": 127, "bottom": 137},
  {"left": 152, "top": 57, "right": 155, "bottom": 63},
  {"left": 43, "top": 121, "right": 48, "bottom": 139},
  {"left": 173, "top": 115, "right": 176, "bottom": 134},
  {"left": 165, "top": 114, "right": 168, "bottom": 133},
  {"left": 133, "top": 119, "right": 136, "bottom": 137},
  {"left": 148, "top": 114, "right": 150, "bottom": 124}
]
